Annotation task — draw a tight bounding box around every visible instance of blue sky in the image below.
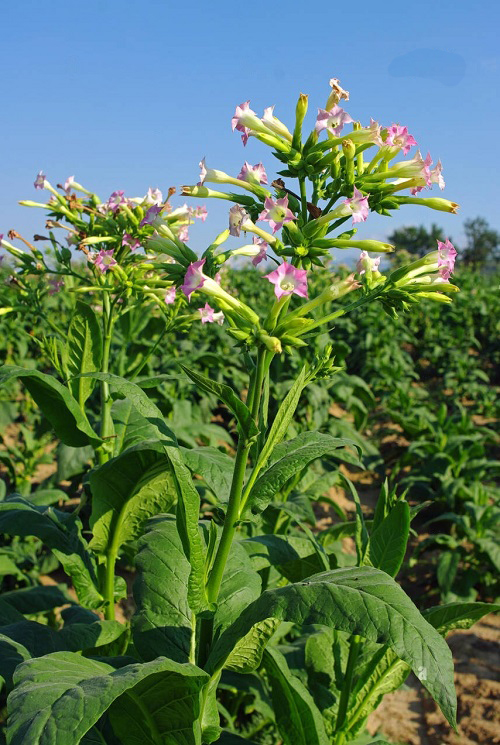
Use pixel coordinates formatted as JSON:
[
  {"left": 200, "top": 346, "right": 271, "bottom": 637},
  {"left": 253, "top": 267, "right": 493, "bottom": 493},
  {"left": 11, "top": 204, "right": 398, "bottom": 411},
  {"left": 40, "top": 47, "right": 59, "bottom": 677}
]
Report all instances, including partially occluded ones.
[{"left": 1, "top": 0, "right": 499, "bottom": 265}]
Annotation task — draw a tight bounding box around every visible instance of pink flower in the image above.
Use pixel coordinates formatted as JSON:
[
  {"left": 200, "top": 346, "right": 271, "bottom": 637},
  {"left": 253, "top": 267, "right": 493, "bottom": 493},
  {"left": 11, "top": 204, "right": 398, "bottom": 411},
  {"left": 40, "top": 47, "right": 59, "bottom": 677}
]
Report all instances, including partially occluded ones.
[
  {"left": 181, "top": 259, "right": 207, "bottom": 299},
  {"left": 199, "top": 302, "right": 215, "bottom": 323},
  {"left": 237, "top": 161, "right": 268, "bottom": 185},
  {"left": 122, "top": 233, "right": 141, "bottom": 251},
  {"left": 430, "top": 160, "right": 445, "bottom": 190},
  {"left": 177, "top": 225, "right": 189, "bottom": 242},
  {"left": 258, "top": 196, "right": 297, "bottom": 233},
  {"left": 409, "top": 152, "right": 443, "bottom": 195},
  {"left": 384, "top": 124, "right": 418, "bottom": 155},
  {"left": 164, "top": 287, "right": 176, "bottom": 305},
  {"left": 198, "top": 157, "right": 208, "bottom": 186},
  {"left": 191, "top": 205, "right": 208, "bottom": 222},
  {"left": 343, "top": 188, "right": 370, "bottom": 224},
  {"left": 214, "top": 271, "right": 222, "bottom": 285},
  {"left": 144, "top": 187, "right": 163, "bottom": 206},
  {"left": 34, "top": 171, "right": 46, "bottom": 190},
  {"left": 63, "top": 176, "right": 75, "bottom": 194},
  {"left": 264, "top": 261, "right": 308, "bottom": 300},
  {"left": 231, "top": 101, "right": 255, "bottom": 145},
  {"left": 252, "top": 236, "right": 268, "bottom": 266},
  {"left": 356, "top": 251, "right": 381, "bottom": 275},
  {"left": 94, "top": 249, "right": 117, "bottom": 273},
  {"left": 315, "top": 105, "right": 353, "bottom": 136},
  {"left": 140, "top": 205, "right": 162, "bottom": 227},
  {"left": 437, "top": 239, "right": 457, "bottom": 281},
  {"left": 229, "top": 205, "right": 250, "bottom": 237}
]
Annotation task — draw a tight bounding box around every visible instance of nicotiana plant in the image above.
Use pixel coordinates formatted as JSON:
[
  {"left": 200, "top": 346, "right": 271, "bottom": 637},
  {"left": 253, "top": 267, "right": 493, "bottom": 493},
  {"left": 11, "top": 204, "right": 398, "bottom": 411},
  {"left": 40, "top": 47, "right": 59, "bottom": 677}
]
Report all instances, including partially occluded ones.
[{"left": 0, "top": 77, "right": 497, "bottom": 745}]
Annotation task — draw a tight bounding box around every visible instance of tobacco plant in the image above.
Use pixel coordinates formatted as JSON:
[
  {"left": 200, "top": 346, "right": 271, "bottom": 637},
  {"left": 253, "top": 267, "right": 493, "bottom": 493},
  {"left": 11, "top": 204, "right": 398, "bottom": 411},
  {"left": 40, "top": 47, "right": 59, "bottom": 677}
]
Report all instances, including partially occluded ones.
[{"left": 0, "top": 78, "right": 498, "bottom": 745}]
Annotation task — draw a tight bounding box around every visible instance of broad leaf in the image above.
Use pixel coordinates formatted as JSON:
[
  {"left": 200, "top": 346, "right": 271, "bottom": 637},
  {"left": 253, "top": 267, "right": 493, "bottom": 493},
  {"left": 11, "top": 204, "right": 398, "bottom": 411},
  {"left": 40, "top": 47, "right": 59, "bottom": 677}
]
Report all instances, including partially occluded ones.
[
  {"left": 0, "top": 366, "right": 101, "bottom": 447},
  {"left": 206, "top": 566, "right": 457, "bottom": 727},
  {"left": 181, "top": 446, "right": 234, "bottom": 504},
  {"left": 65, "top": 301, "right": 103, "bottom": 407},
  {"left": 0, "top": 497, "right": 101, "bottom": 608},
  {"left": 423, "top": 601, "right": 500, "bottom": 635},
  {"left": 248, "top": 432, "right": 357, "bottom": 513},
  {"left": 366, "top": 501, "right": 410, "bottom": 577},
  {"left": 181, "top": 365, "right": 258, "bottom": 439},
  {"left": 89, "top": 444, "right": 177, "bottom": 556},
  {"left": 263, "top": 646, "right": 329, "bottom": 745},
  {"left": 7, "top": 653, "right": 209, "bottom": 745},
  {"left": 111, "top": 399, "right": 162, "bottom": 456},
  {"left": 243, "top": 534, "right": 334, "bottom": 582},
  {"left": 0, "top": 634, "right": 30, "bottom": 689}
]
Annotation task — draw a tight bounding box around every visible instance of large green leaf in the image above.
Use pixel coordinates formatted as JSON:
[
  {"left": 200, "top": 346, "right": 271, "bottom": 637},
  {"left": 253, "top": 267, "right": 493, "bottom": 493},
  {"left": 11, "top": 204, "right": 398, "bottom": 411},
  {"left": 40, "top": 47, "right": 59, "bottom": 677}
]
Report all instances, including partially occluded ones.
[
  {"left": 132, "top": 518, "right": 260, "bottom": 663},
  {"left": 243, "top": 534, "right": 334, "bottom": 582},
  {"left": 88, "top": 444, "right": 177, "bottom": 557},
  {"left": 111, "top": 399, "right": 162, "bottom": 456},
  {"left": 366, "top": 501, "right": 410, "bottom": 577},
  {"left": 423, "top": 601, "right": 500, "bottom": 635},
  {"left": 263, "top": 646, "right": 329, "bottom": 745},
  {"left": 180, "top": 446, "right": 234, "bottom": 504},
  {"left": 65, "top": 301, "right": 103, "bottom": 407},
  {"left": 7, "top": 653, "right": 209, "bottom": 745},
  {"left": 248, "top": 432, "right": 357, "bottom": 513},
  {"left": 0, "top": 497, "right": 101, "bottom": 608},
  {"left": 0, "top": 366, "right": 101, "bottom": 447},
  {"left": 180, "top": 365, "right": 258, "bottom": 439},
  {"left": 206, "top": 566, "right": 457, "bottom": 727}
]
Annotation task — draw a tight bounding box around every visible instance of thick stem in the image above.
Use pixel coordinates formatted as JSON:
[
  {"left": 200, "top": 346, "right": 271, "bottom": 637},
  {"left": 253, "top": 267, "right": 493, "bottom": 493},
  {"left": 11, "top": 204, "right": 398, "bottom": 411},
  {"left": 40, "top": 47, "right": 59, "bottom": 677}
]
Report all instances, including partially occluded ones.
[
  {"left": 98, "top": 293, "right": 115, "bottom": 465},
  {"left": 335, "top": 634, "right": 361, "bottom": 744},
  {"left": 299, "top": 177, "right": 308, "bottom": 223},
  {"left": 103, "top": 548, "right": 117, "bottom": 621}
]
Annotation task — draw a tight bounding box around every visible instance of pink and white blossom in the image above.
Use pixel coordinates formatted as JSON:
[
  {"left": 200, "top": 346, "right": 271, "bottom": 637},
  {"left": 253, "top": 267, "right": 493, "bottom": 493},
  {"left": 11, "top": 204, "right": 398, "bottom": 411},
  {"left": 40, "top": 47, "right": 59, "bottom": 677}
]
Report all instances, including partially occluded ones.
[
  {"left": 252, "top": 236, "right": 268, "bottom": 266},
  {"left": 122, "top": 233, "right": 141, "bottom": 251},
  {"left": 181, "top": 259, "right": 207, "bottom": 299},
  {"left": 315, "top": 105, "right": 353, "bottom": 136},
  {"left": 262, "top": 106, "right": 293, "bottom": 142},
  {"left": 63, "top": 176, "right": 76, "bottom": 194},
  {"left": 93, "top": 249, "right": 117, "bottom": 273},
  {"left": 190, "top": 205, "right": 208, "bottom": 222},
  {"left": 344, "top": 188, "right": 370, "bottom": 224},
  {"left": 229, "top": 205, "right": 251, "bottom": 237},
  {"left": 356, "top": 251, "right": 381, "bottom": 275},
  {"left": 140, "top": 205, "right": 163, "bottom": 227},
  {"left": 144, "top": 187, "right": 163, "bottom": 206},
  {"left": 34, "top": 171, "right": 46, "bottom": 190},
  {"left": 199, "top": 302, "right": 216, "bottom": 323},
  {"left": 177, "top": 225, "right": 189, "bottom": 242},
  {"left": 231, "top": 101, "right": 259, "bottom": 145},
  {"left": 264, "top": 261, "right": 308, "bottom": 300},
  {"left": 258, "top": 196, "right": 297, "bottom": 233},
  {"left": 106, "top": 191, "right": 127, "bottom": 213},
  {"left": 437, "top": 239, "right": 457, "bottom": 281},
  {"left": 237, "top": 161, "right": 268, "bottom": 185},
  {"left": 164, "top": 287, "right": 177, "bottom": 305},
  {"left": 384, "top": 124, "right": 418, "bottom": 155}
]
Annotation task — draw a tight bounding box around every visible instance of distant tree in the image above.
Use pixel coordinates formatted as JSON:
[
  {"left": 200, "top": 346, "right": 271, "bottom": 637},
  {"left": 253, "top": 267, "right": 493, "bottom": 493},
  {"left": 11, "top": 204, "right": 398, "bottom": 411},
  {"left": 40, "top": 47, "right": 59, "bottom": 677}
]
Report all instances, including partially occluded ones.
[
  {"left": 462, "top": 217, "right": 500, "bottom": 269},
  {"left": 387, "top": 223, "right": 446, "bottom": 258}
]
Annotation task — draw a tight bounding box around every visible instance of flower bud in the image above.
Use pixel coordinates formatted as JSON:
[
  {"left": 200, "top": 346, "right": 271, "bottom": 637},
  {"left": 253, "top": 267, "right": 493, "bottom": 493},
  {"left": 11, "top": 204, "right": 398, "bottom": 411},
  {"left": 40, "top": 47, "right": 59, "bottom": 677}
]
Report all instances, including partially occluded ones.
[
  {"left": 292, "top": 93, "right": 308, "bottom": 150},
  {"left": 397, "top": 197, "right": 459, "bottom": 214}
]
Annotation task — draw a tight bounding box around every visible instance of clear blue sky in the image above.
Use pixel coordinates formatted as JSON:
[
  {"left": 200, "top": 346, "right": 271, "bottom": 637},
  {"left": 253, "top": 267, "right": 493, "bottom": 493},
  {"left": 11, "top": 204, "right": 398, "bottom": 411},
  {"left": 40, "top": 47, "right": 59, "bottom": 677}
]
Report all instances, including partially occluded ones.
[{"left": 1, "top": 0, "right": 499, "bottom": 265}]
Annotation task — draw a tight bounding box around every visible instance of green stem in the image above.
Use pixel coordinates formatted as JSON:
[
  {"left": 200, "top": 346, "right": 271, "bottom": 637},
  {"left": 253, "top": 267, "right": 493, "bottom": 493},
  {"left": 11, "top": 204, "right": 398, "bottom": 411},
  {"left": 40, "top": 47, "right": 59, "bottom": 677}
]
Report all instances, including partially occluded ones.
[
  {"left": 299, "top": 177, "right": 308, "bottom": 223},
  {"left": 206, "top": 348, "right": 267, "bottom": 604},
  {"left": 335, "top": 634, "right": 361, "bottom": 744},
  {"left": 103, "top": 548, "right": 117, "bottom": 621},
  {"left": 98, "top": 292, "right": 115, "bottom": 465}
]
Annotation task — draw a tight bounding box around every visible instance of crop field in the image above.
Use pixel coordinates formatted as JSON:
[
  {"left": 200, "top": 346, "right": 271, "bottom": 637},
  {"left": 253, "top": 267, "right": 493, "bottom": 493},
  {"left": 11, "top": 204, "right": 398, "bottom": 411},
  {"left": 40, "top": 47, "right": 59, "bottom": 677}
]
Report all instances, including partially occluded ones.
[{"left": 0, "top": 79, "right": 499, "bottom": 745}]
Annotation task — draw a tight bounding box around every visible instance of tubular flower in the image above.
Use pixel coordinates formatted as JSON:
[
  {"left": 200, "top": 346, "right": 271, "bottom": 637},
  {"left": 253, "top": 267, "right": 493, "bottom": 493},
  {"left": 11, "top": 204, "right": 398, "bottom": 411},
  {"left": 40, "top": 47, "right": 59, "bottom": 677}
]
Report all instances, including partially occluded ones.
[
  {"left": 106, "top": 191, "right": 127, "bottom": 213},
  {"left": 437, "top": 239, "right": 457, "bottom": 280},
  {"left": 315, "top": 105, "right": 353, "bottom": 136},
  {"left": 231, "top": 101, "right": 268, "bottom": 145},
  {"left": 199, "top": 302, "right": 215, "bottom": 323},
  {"left": 252, "top": 236, "right": 268, "bottom": 266},
  {"left": 122, "top": 233, "right": 141, "bottom": 251},
  {"left": 177, "top": 225, "right": 189, "bottom": 242},
  {"left": 344, "top": 188, "right": 370, "bottom": 224},
  {"left": 93, "top": 249, "right": 117, "bottom": 273},
  {"left": 140, "top": 205, "right": 163, "bottom": 227},
  {"left": 63, "top": 176, "right": 76, "bottom": 194},
  {"left": 237, "top": 161, "right": 268, "bottom": 185},
  {"left": 144, "top": 187, "right": 163, "bottom": 206},
  {"left": 326, "top": 78, "right": 350, "bottom": 108},
  {"left": 164, "top": 287, "right": 177, "bottom": 305},
  {"left": 264, "top": 261, "right": 308, "bottom": 300},
  {"left": 356, "top": 251, "right": 381, "bottom": 275},
  {"left": 229, "top": 205, "right": 251, "bottom": 237},
  {"left": 258, "top": 196, "right": 297, "bottom": 233},
  {"left": 198, "top": 158, "right": 233, "bottom": 186},
  {"left": 181, "top": 259, "right": 207, "bottom": 299},
  {"left": 34, "top": 171, "right": 46, "bottom": 190},
  {"left": 262, "top": 106, "right": 293, "bottom": 142},
  {"left": 384, "top": 124, "right": 418, "bottom": 155}
]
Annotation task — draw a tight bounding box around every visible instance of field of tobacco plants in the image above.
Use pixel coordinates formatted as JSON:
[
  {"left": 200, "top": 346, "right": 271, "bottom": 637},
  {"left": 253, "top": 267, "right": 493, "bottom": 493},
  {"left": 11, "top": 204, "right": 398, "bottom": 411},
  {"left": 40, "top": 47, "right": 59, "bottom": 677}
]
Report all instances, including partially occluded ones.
[{"left": 0, "top": 79, "right": 498, "bottom": 745}]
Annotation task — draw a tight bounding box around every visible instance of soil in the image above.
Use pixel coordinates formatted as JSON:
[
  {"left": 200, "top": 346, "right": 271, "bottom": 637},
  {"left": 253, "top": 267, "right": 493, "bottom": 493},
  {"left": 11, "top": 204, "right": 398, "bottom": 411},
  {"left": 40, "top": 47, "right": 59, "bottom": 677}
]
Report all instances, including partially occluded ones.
[{"left": 368, "top": 613, "right": 500, "bottom": 745}]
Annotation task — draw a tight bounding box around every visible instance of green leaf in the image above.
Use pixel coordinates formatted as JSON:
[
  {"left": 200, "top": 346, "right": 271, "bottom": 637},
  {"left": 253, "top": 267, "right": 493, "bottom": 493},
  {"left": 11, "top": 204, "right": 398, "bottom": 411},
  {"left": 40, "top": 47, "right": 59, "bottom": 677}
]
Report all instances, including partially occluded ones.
[
  {"left": 180, "top": 446, "right": 234, "bottom": 504},
  {"left": 180, "top": 365, "right": 258, "bottom": 439},
  {"left": 7, "top": 653, "right": 209, "bottom": 745},
  {"left": 0, "top": 634, "right": 30, "bottom": 689},
  {"left": 366, "top": 501, "right": 410, "bottom": 577},
  {"left": 206, "top": 566, "right": 457, "bottom": 727},
  {"left": 0, "top": 366, "right": 101, "bottom": 447},
  {"left": 437, "top": 551, "right": 460, "bottom": 597},
  {"left": 423, "top": 601, "right": 500, "bottom": 635},
  {"left": 1, "top": 585, "right": 73, "bottom": 615},
  {"left": 248, "top": 432, "right": 357, "bottom": 513},
  {"left": 88, "top": 444, "right": 177, "bottom": 557},
  {"left": 0, "top": 497, "right": 101, "bottom": 608},
  {"left": 65, "top": 301, "right": 103, "bottom": 407},
  {"left": 263, "top": 646, "right": 329, "bottom": 745},
  {"left": 243, "top": 534, "right": 334, "bottom": 582},
  {"left": 56, "top": 443, "right": 94, "bottom": 482},
  {"left": 111, "top": 399, "right": 162, "bottom": 456}
]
